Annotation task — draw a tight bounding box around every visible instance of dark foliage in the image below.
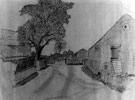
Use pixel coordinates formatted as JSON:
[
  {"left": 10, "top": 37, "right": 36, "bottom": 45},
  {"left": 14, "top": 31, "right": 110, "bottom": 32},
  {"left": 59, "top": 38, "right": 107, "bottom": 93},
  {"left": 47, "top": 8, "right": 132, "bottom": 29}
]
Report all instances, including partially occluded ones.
[
  {"left": 14, "top": 72, "right": 38, "bottom": 87},
  {"left": 17, "top": 0, "right": 74, "bottom": 60},
  {"left": 15, "top": 56, "right": 35, "bottom": 73},
  {"left": 54, "top": 39, "right": 67, "bottom": 54}
]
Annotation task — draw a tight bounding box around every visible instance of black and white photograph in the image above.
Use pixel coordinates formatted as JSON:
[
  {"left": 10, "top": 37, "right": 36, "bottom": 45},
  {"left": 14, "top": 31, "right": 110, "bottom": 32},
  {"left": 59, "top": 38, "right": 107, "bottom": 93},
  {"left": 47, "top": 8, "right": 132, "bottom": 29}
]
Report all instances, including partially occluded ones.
[{"left": 0, "top": 0, "right": 135, "bottom": 100}]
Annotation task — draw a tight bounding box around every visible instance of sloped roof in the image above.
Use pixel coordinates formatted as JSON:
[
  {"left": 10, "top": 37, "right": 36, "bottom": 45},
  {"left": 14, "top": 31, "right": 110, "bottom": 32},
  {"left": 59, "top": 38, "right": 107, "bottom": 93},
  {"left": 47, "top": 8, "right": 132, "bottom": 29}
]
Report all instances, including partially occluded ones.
[
  {"left": 88, "top": 14, "right": 134, "bottom": 51},
  {"left": 0, "top": 45, "right": 30, "bottom": 57},
  {"left": 0, "top": 29, "right": 31, "bottom": 57},
  {"left": 78, "top": 48, "right": 87, "bottom": 52},
  {"left": 0, "top": 29, "right": 18, "bottom": 45},
  {"left": 76, "top": 48, "right": 87, "bottom": 54}
]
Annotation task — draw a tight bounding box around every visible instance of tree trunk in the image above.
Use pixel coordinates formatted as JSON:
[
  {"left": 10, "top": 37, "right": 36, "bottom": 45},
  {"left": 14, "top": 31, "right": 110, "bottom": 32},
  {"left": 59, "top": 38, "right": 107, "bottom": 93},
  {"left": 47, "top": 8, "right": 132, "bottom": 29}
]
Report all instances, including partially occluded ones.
[
  {"left": 35, "top": 57, "right": 40, "bottom": 71},
  {"left": 35, "top": 46, "right": 48, "bottom": 71}
]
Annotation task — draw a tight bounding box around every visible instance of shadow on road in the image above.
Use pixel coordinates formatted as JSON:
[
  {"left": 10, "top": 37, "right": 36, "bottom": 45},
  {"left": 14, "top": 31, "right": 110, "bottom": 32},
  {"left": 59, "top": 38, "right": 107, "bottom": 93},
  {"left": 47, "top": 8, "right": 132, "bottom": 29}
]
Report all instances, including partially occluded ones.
[
  {"left": 58, "top": 66, "right": 74, "bottom": 97},
  {"left": 33, "top": 64, "right": 107, "bottom": 100},
  {"left": 33, "top": 69, "right": 56, "bottom": 94}
]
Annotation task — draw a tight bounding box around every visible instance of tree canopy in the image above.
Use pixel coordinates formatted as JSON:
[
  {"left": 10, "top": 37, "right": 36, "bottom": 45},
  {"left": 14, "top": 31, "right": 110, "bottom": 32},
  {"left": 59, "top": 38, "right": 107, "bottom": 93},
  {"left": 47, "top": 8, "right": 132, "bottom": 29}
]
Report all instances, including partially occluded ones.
[
  {"left": 53, "top": 39, "right": 67, "bottom": 54},
  {"left": 17, "top": 0, "right": 74, "bottom": 59}
]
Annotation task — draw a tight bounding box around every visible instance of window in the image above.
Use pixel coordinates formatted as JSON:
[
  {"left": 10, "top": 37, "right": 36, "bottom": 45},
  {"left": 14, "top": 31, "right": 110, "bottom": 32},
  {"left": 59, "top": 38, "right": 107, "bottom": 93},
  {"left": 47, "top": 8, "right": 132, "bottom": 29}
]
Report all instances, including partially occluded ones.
[
  {"left": 111, "top": 45, "right": 121, "bottom": 59},
  {"left": 122, "top": 24, "right": 129, "bottom": 30},
  {"left": 104, "top": 65, "right": 108, "bottom": 70}
]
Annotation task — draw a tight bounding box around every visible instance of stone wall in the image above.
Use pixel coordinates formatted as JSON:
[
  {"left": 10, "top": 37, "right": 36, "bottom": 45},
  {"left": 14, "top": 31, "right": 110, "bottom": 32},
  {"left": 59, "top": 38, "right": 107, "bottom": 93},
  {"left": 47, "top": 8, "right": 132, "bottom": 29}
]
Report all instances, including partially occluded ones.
[
  {"left": 0, "top": 29, "right": 31, "bottom": 57},
  {"left": 14, "top": 67, "right": 36, "bottom": 84},
  {"left": 86, "top": 14, "right": 135, "bottom": 75}
]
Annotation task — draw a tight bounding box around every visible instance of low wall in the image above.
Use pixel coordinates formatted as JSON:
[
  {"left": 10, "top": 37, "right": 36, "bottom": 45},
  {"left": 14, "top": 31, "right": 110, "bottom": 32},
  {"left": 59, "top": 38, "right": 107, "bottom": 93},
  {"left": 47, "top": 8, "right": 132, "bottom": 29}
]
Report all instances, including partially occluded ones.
[{"left": 14, "top": 67, "right": 36, "bottom": 84}]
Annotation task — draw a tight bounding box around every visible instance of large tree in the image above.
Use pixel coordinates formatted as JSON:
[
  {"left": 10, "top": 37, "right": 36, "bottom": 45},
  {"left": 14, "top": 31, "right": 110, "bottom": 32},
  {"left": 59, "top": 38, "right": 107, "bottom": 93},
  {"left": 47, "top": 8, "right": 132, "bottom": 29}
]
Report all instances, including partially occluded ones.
[{"left": 17, "top": 0, "right": 74, "bottom": 70}]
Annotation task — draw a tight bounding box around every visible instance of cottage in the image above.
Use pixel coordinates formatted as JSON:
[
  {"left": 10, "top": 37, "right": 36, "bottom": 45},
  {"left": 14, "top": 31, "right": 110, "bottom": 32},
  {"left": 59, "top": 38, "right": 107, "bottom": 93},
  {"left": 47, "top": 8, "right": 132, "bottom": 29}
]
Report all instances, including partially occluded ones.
[{"left": 75, "top": 48, "right": 88, "bottom": 65}]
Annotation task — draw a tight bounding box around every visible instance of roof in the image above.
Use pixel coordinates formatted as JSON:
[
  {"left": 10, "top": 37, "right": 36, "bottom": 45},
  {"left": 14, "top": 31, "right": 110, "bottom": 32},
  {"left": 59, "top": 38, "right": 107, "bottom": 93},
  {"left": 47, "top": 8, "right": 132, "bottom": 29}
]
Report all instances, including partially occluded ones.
[
  {"left": 0, "top": 45, "right": 31, "bottom": 57},
  {"left": 0, "top": 29, "right": 18, "bottom": 45},
  {"left": 78, "top": 48, "right": 87, "bottom": 52},
  {"left": 1, "top": 29, "right": 16, "bottom": 34},
  {"left": 76, "top": 48, "right": 87, "bottom": 54},
  {"left": 88, "top": 14, "right": 134, "bottom": 51}
]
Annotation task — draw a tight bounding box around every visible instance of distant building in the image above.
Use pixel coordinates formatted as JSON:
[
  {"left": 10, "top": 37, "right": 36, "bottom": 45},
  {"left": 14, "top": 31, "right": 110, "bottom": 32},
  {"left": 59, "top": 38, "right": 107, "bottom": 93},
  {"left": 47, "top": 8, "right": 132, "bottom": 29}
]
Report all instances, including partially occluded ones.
[
  {"left": 65, "top": 49, "right": 88, "bottom": 65},
  {"left": 65, "top": 54, "right": 81, "bottom": 65},
  {"left": 0, "top": 29, "right": 31, "bottom": 58},
  {"left": 84, "top": 14, "right": 135, "bottom": 86},
  {"left": 75, "top": 48, "right": 88, "bottom": 64}
]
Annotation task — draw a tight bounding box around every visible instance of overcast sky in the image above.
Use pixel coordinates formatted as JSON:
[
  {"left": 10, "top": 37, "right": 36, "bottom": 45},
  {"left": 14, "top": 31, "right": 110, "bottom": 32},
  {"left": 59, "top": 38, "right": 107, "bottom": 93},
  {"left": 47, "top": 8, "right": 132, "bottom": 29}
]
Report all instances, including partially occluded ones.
[{"left": 0, "top": 0, "right": 135, "bottom": 54}]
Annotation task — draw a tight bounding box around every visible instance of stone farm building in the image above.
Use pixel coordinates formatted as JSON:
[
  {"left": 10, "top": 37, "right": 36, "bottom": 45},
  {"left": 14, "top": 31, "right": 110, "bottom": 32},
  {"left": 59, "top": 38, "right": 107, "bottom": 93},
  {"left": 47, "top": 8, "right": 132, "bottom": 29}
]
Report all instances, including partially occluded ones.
[
  {"left": 0, "top": 29, "right": 33, "bottom": 87},
  {"left": 84, "top": 14, "right": 135, "bottom": 84},
  {"left": 0, "top": 29, "right": 31, "bottom": 58}
]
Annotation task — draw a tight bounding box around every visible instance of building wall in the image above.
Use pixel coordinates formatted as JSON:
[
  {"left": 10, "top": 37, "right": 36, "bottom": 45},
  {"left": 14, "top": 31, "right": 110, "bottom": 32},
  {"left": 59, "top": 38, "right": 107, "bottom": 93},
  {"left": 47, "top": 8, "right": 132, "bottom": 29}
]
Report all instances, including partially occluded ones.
[
  {"left": 87, "top": 43, "right": 101, "bottom": 73},
  {"left": 76, "top": 49, "right": 88, "bottom": 60},
  {"left": 0, "top": 29, "right": 31, "bottom": 57},
  {"left": 86, "top": 14, "right": 135, "bottom": 75},
  {"left": 0, "top": 29, "right": 18, "bottom": 45}
]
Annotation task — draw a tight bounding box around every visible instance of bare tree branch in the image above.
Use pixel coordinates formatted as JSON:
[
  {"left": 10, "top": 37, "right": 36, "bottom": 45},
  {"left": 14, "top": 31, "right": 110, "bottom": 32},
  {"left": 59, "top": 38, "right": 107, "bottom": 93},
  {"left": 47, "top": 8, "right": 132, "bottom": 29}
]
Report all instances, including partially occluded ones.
[
  {"left": 41, "top": 37, "right": 56, "bottom": 49},
  {"left": 28, "top": 38, "right": 36, "bottom": 47},
  {"left": 39, "top": 31, "right": 50, "bottom": 45}
]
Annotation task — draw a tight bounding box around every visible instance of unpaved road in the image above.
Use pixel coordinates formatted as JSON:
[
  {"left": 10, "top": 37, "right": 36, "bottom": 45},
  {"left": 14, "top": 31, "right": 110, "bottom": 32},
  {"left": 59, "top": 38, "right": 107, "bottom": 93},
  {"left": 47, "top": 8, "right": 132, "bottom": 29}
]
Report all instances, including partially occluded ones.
[{"left": 0, "top": 61, "right": 134, "bottom": 100}]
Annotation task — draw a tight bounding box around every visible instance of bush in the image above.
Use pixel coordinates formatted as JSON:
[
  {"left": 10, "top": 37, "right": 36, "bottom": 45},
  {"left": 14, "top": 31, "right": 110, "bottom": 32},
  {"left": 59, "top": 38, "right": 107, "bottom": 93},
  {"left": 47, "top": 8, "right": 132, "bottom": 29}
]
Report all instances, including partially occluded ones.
[{"left": 15, "top": 56, "right": 35, "bottom": 73}]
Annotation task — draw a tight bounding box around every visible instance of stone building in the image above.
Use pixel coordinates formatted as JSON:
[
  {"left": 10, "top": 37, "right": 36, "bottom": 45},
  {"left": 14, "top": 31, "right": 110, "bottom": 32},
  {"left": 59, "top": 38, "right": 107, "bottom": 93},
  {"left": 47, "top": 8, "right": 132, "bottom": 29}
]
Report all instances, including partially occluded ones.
[
  {"left": 0, "top": 29, "right": 31, "bottom": 58},
  {"left": 75, "top": 48, "right": 88, "bottom": 64},
  {"left": 0, "top": 29, "right": 35, "bottom": 87},
  {"left": 84, "top": 14, "right": 135, "bottom": 86}
]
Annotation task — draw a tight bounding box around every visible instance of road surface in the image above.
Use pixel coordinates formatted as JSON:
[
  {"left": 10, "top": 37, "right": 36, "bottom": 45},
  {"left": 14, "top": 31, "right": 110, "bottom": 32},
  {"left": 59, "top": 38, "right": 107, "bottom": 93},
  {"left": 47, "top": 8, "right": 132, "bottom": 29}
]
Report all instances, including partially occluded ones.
[{"left": 0, "top": 60, "right": 135, "bottom": 100}]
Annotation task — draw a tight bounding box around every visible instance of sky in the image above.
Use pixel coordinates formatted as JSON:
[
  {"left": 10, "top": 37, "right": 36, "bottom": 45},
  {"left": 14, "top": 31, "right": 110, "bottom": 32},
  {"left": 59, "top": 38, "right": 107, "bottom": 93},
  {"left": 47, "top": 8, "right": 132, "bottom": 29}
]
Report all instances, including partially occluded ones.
[{"left": 0, "top": 0, "right": 135, "bottom": 55}]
